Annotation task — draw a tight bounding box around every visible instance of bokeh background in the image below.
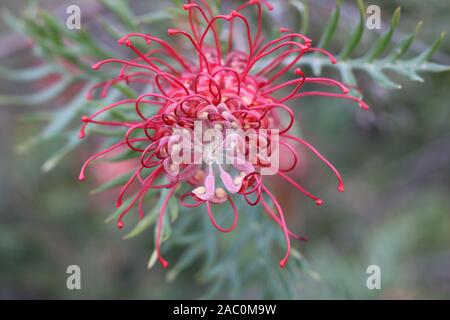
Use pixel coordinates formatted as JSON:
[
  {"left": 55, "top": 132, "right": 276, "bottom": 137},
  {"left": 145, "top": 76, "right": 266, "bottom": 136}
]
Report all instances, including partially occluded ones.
[{"left": 0, "top": 0, "right": 449, "bottom": 299}]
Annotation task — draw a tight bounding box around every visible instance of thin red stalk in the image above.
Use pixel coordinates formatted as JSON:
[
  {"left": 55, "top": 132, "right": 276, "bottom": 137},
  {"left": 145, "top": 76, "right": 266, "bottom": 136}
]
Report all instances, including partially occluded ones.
[
  {"left": 262, "top": 185, "right": 291, "bottom": 268},
  {"left": 156, "top": 186, "right": 178, "bottom": 268},
  {"left": 283, "top": 134, "right": 345, "bottom": 192},
  {"left": 184, "top": 3, "right": 222, "bottom": 64}
]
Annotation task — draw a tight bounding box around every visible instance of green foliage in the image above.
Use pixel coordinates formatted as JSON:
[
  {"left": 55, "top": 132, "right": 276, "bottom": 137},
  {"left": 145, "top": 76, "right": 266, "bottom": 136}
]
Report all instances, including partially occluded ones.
[
  {"left": 139, "top": 195, "right": 317, "bottom": 299},
  {"left": 0, "top": 0, "right": 168, "bottom": 173},
  {"left": 0, "top": 0, "right": 449, "bottom": 299}
]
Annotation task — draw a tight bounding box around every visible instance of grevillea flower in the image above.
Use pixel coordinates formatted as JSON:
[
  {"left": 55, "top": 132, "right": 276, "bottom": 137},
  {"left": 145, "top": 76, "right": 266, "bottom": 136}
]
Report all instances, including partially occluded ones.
[{"left": 79, "top": 0, "right": 369, "bottom": 268}]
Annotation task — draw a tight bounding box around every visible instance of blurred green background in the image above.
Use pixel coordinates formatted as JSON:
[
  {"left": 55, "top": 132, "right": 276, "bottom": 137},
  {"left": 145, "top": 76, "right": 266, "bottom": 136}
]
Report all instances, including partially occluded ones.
[{"left": 0, "top": 0, "right": 449, "bottom": 299}]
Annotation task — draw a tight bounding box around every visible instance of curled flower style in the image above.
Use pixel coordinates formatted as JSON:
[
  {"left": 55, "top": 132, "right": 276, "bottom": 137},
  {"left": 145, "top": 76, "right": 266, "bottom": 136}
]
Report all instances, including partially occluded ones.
[{"left": 79, "top": 0, "right": 368, "bottom": 268}]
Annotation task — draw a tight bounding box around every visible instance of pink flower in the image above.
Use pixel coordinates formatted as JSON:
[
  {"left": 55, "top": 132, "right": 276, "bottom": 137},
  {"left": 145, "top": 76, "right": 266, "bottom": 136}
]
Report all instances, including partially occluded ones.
[{"left": 79, "top": 0, "right": 368, "bottom": 268}]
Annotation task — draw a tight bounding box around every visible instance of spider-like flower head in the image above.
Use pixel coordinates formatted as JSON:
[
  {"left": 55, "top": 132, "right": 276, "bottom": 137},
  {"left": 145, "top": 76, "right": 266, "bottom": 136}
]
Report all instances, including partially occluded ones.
[{"left": 79, "top": 0, "right": 368, "bottom": 268}]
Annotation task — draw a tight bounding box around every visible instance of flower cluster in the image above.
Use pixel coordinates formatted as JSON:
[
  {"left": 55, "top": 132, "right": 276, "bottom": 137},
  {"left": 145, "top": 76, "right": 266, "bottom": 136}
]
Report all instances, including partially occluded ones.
[{"left": 79, "top": 0, "right": 368, "bottom": 268}]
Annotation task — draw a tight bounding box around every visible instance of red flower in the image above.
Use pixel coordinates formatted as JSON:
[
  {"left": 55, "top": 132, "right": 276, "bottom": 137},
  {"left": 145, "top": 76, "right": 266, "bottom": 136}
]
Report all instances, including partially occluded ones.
[{"left": 79, "top": 0, "right": 368, "bottom": 268}]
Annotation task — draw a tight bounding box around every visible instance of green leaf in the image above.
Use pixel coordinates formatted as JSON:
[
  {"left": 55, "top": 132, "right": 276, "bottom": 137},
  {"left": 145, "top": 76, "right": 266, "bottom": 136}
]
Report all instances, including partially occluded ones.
[
  {"left": 98, "top": 17, "right": 126, "bottom": 40},
  {"left": 152, "top": 188, "right": 173, "bottom": 243},
  {"left": 122, "top": 203, "right": 159, "bottom": 240},
  {"left": 112, "top": 83, "right": 138, "bottom": 99},
  {"left": 41, "top": 133, "right": 83, "bottom": 172},
  {"left": 367, "top": 65, "right": 402, "bottom": 89},
  {"left": 413, "top": 31, "right": 447, "bottom": 63},
  {"left": 291, "top": 249, "right": 321, "bottom": 280},
  {"left": 388, "top": 66, "right": 424, "bottom": 83},
  {"left": 104, "top": 192, "right": 143, "bottom": 224},
  {"left": 37, "top": 10, "right": 64, "bottom": 46},
  {"left": 293, "top": 3, "right": 449, "bottom": 91},
  {"left": 418, "top": 62, "right": 450, "bottom": 73},
  {"left": 387, "top": 21, "right": 423, "bottom": 61},
  {"left": 289, "top": 0, "right": 309, "bottom": 34},
  {"left": 109, "top": 109, "right": 131, "bottom": 122},
  {"left": 41, "top": 83, "right": 92, "bottom": 139},
  {"left": 166, "top": 247, "right": 202, "bottom": 282},
  {"left": 99, "top": 0, "right": 139, "bottom": 30},
  {"left": 2, "top": 9, "right": 25, "bottom": 33},
  {"left": 168, "top": 196, "right": 179, "bottom": 223},
  {"left": 147, "top": 250, "right": 158, "bottom": 270},
  {"left": 337, "top": 63, "right": 357, "bottom": 86}
]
